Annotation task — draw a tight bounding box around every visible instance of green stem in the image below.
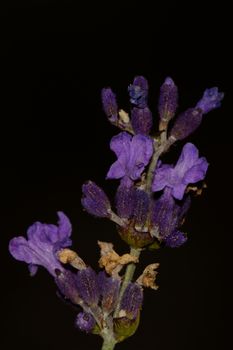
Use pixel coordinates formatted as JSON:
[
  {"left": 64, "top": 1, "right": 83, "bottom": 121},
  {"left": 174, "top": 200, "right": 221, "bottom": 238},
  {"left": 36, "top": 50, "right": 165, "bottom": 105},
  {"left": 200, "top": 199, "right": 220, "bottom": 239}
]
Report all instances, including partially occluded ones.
[
  {"left": 114, "top": 247, "right": 141, "bottom": 317},
  {"left": 101, "top": 335, "right": 117, "bottom": 350}
]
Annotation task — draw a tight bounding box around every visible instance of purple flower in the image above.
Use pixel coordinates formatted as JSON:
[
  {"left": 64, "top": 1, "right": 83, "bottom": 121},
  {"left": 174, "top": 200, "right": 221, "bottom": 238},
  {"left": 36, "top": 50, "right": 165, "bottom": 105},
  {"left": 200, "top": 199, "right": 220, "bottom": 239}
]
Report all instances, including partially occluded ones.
[
  {"left": 131, "top": 107, "right": 153, "bottom": 135},
  {"left": 81, "top": 181, "right": 111, "bottom": 218},
  {"left": 55, "top": 270, "right": 80, "bottom": 304},
  {"left": 115, "top": 184, "right": 135, "bottom": 219},
  {"left": 170, "top": 107, "right": 203, "bottom": 141},
  {"left": 9, "top": 212, "right": 72, "bottom": 277},
  {"left": 106, "top": 132, "right": 153, "bottom": 185},
  {"left": 128, "top": 76, "right": 149, "bottom": 108},
  {"left": 132, "top": 189, "right": 150, "bottom": 226},
  {"left": 120, "top": 282, "right": 143, "bottom": 319},
  {"left": 158, "top": 77, "right": 178, "bottom": 122},
  {"left": 98, "top": 271, "right": 120, "bottom": 313},
  {"left": 152, "top": 143, "right": 208, "bottom": 200},
  {"left": 76, "top": 311, "right": 96, "bottom": 333},
  {"left": 196, "top": 87, "right": 224, "bottom": 114},
  {"left": 165, "top": 230, "right": 187, "bottom": 248},
  {"left": 152, "top": 188, "right": 191, "bottom": 247},
  {"left": 101, "top": 88, "right": 118, "bottom": 122},
  {"left": 76, "top": 267, "right": 99, "bottom": 306}
]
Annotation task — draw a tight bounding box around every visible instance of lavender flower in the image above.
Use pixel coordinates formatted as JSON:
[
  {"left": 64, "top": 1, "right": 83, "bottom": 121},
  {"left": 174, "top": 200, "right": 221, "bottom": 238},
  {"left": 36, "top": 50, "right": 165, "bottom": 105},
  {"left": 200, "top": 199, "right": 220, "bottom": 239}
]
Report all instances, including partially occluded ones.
[
  {"left": 76, "top": 267, "right": 99, "bottom": 306},
  {"left": 165, "top": 230, "right": 187, "bottom": 248},
  {"left": 131, "top": 107, "right": 153, "bottom": 135},
  {"left": 170, "top": 87, "right": 224, "bottom": 140},
  {"left": 120, "top": 282, "right": 143, "bottom": 319},
  {"left": 55, "top": 270, "right": 80, "bottom": 304},
  {"left": 101, "top": 88, "right": 118, "bottom": 122},
  {"left": 9, "top": 212, "right": 72, "bottom": 277},
  {"left": 81, "top": 181, "right": 111, "bottom": 218},
  {"left": 128, "top": 76, "right": 149, "bottom": 108},
  {"left": 158, "top": 77, "right": 178, "bottom": 122},
  {"left": 106, "top": 132, "right": 153, "bottom": 185},
  {"left": 152, "top": 143, "right": 208, "bottom": 200},
  {"left": 76, "top": 312, "right": 96, "bottom": 333},
  {"left": 152, "top": 188, "right": 190, "bottom": 247},
  {"left": 115, "top": 184, "right": 135, "bottom": 219},
  {"left": 132, "top": 189, "right": 150, "bottom": 226},
  {"left": 98, "top": 271, "right": 120, "bottom": 313},
  {"left": 196, "top": 87, "right": 224, "bottom": 114}
]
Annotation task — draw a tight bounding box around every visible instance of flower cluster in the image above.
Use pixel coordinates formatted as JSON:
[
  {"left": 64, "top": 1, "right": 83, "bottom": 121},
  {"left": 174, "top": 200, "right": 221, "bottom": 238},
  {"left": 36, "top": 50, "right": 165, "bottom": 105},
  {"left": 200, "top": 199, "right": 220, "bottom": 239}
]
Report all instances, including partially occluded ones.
[{"left": 9, "top": 75, "right": 223, "bottom": 350}]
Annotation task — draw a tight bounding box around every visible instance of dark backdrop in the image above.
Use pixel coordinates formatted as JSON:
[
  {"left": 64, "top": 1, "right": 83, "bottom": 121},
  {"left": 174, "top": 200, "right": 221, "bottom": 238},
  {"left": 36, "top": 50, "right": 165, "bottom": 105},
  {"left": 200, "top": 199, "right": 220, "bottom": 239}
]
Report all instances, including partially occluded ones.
[{"left": 1, "top": 1, "right": 232, "bottom": 349}]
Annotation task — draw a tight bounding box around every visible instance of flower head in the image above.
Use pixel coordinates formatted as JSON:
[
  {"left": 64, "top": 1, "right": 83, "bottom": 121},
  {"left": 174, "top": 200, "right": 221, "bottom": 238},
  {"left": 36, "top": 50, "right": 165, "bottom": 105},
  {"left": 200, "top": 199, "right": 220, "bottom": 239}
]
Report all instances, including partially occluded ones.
[
  {"left": 128, "top": 76, "right": 149, "bottom": 108},
  {"left": 196, "top": 87, "right": 224, "bottom": 114},
  {"left": 9, "top": 212, "right": 72, "bottom": 276},
  {"left": 81, "top": 181, "right": 111, "bottom": 218},
  {"left": 152, "top": 143, "right": 208, "bottom": 200},
  {"left": 107, "top": 132, "right": 153, "bottom": 185},
  {"left": 101, "top": 87, "right": 118, "bottom": 122}
]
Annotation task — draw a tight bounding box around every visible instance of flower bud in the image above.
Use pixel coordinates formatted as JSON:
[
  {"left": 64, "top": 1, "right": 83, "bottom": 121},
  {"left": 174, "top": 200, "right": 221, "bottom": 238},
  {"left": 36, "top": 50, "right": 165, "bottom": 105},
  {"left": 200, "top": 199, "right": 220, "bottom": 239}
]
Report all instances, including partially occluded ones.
[
  {"left": 55, "top": 270, "right": 80, "bottom": 304},
  {"left": 196, "top": 87, "right": 224, "bottom": 114},
  {"left": 120, "top": 282, "right": 143, "bottom": 319},
  {"left": 128, "top": 76, "right": 148, "bottom": 108},
  {"left": 115, "top": 185, "right": 135, "bottom": 219},
  {"left": 81, "top": 181, "right": 111, "bottom": 218},
  {"left": 170, "top": 107, "right": 203, "bottom": 141},
  {"left": 132, "top": 189, "right": 150, "bottom": 227},
  {"left": 131, "top": 107, "right": 153, "bottom": 135},
  {"left": 75, "top": 311, "right": 96, "bottom": 333},
  {"left": 158, "top": 77, "right": 178, "bottom": 122},
  {"left": 101, "top": 87, "right": 118, "bottom": 122},
  {"left": 98, "top": 271, "right": 120, "bottom": 313},
  {"left": 76, "top": 267, "right": 99, "bottom": 306}
]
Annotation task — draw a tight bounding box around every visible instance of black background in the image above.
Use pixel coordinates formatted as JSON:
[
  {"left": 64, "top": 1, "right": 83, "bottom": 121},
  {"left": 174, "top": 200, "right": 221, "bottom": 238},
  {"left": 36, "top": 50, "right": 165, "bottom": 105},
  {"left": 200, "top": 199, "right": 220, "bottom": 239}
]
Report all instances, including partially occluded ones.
[{"left": 1, "top": 1, "right": 232, "bottom": 349}]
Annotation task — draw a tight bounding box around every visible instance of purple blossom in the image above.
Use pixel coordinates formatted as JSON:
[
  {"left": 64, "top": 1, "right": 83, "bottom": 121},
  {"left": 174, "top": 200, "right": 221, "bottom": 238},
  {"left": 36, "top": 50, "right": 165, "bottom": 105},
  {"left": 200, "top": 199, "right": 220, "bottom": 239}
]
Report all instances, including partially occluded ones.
[
  {"left": 115, "top": 184, "right": 135, "bottom": 219},
  {"left": 120, "top": 282, "right": 143, "bottom": 319},
  {"left": 131, "top": 107, "right": 153, "bottom": 135},
  {"left": 152, "top": 143, "right": 208, "bottom": 200},
  {"left": 76, "top": 267, "right": 99, "bottom": 306},
  {"left": 165, "top": 230, "right": 187, "bottom": 248},
  {"left": 128, "top": 76, "right": 149, "bottom": 108},
  {"left": 98, "top": 271, "right": 120, "bottom": 313},
  {"left": 81, "top": 181, "right": 111, "bottom": 218},
  {"left": 196, "top": 87, "right": 224, "bottom": 114},
  {"left": 106, "top": 132, "right": 153, "bottom": 185},
  {"left": 158, "top": 77, "right": 178, "bottom": 121},
  {"left": 76, "top": 312, "right": 96, "bottom": 333},
  {"left": 101, "top": 88, "right": 118, "bottom": 122},
  {"left": 170, "top": 107, "right": 203, "bottom": 141},
  {"left": 9, "top": 212, "right": 72, "bottom": 277},
  {"left": 55, "top": 270, "right": 80, "bottom": 304},
  {"left": 132, "top": 189, "right": 150, "bottom": 226},
  {"left": 152, "top": 188, "right": 191, "bottom": 247}
]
